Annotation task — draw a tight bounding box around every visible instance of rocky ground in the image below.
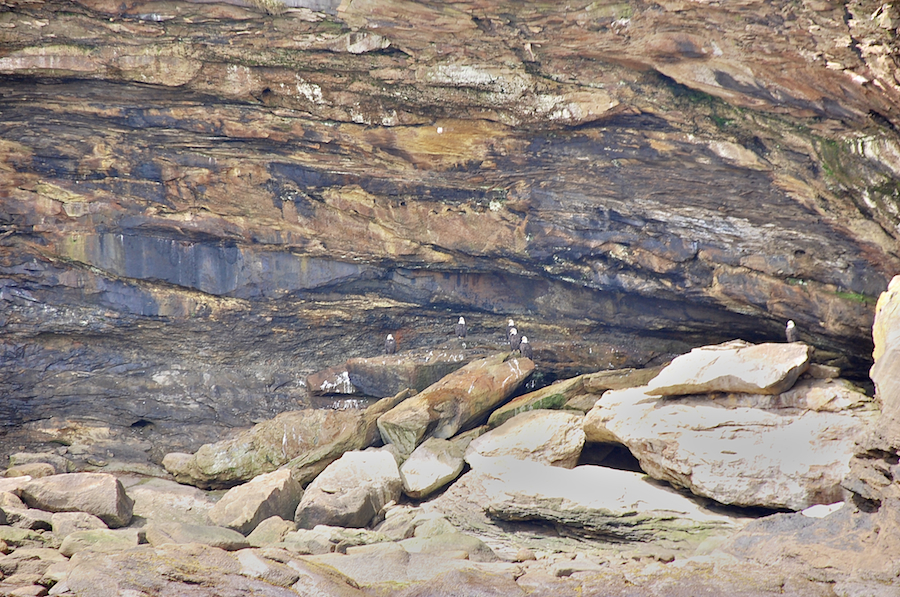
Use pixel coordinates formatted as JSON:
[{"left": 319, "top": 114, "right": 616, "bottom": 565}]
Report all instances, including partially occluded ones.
[{"left": 1, "top": 278, "right": 899, "bottom": 596}]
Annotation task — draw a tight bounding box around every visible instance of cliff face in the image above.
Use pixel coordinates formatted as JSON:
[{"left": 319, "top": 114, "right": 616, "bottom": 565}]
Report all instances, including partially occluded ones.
[{"left": 1, "top": 0, "right": 898, "bottom": 454}]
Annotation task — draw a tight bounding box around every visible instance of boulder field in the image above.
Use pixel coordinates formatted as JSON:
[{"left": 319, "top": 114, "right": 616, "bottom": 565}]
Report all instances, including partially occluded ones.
[{"left": 1, "top": 276, "right": 899, "bottom": 595}]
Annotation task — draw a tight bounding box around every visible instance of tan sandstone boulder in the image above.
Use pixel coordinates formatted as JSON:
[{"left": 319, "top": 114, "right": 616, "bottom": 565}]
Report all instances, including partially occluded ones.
[
  {"left": 645, "top": 340, "right": 811, "bottom": 396},
  {"left": 466, "top": 410, "right": 586, "bottom": 470},
  {"left": 377, "top": 353, "right": 534, "bottom": 456},
  {"left": 18, "top": 473, "right": 133, "bottom": 528},
  {"left": 209, "top": 469, "right": 303, "bottom": 536}
]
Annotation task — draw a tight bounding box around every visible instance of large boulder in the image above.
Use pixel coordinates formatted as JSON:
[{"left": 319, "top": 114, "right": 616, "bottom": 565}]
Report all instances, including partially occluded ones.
[
  {"left": 126, "top": 477, "right": 217, "bottom": 526},
  {"left": 58, "top": 529, "right": 142, "bottom": 557},
  {"left": 399, "top": 438, "right": 466, "bottom": 499},
  {"left": 584, "top": 383, "right": 875, "bottom": 510},
  {"left": 487, "top": 375, "right": 584, "bottom": 428},
  {"left": 295, "top": 450, "right": 402, "bottom": 529},
  {"left": 163, "top": 390, "right": 408, "bottom": 489},
  {"left": 18, "top": 473, "right": 133, "bottom": 528},
  {"left": 466, "top": 410, "right": 586, "bottom": 470},
  {"left": 377, "top": 353, "right": 534, "bottom": 456},
  {"left": 645, "top": 340, "right": 811, "bottom": 396},
  {"left": 476, "top": 458, "right": 740, "bottom": 545},
  {"left": 209, "top": 469, "right": 303, "bottom": 536},
  {"left": 345, "top": 347, "right": 473, "bottom": 398}
]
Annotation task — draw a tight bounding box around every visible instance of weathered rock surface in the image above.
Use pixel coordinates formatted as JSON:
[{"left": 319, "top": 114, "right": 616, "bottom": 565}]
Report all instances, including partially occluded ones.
[
  {"left": 399, "top": 437, "right": 466, "bottom": 500},
  {"left": 378, "top": 353, "right": 534, "bottom": 456},
  {"left": 163, "top": 390, "right": 407, "bottom": 488},
  {"left": 246, "top": 516, "right": 296, "bottom": 548},
  {"left": 585, "top": 384, "right": 874, "bottom": 510},
  {"left": 58, "top": 528, "right": 141, "bottom": 557},
  {"left": 144, "top": 522, "right": 250, "bottom": 551},
  {"left": 477, "top": 458, "right": 739, "bottom": 546},
  {"left": 466, "top": 410, "right": 586, "bottom": 470},
  {"left": 209, "top": 469, "right": 303, "bottom": 536},
  {"left": 294, "top": 450, "right": 402, "bottom": 529},
  {"left": 18, "top": 473, "right": 133, "bottom": 528},
  {"left": 645, "top": 340, "right": 812, "bottom": 396},
  {"left": 346, "top": 347, "right": 473, "bottom": 398},
  {"left": 125, "top": 476, "right": 217, "bottom": 526},
  {"left": 487, "top": 375, "right": 584, "bottom": 428}
]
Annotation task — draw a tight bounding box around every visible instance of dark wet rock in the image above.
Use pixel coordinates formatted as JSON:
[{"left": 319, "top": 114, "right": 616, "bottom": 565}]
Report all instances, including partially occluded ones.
[{"left": 346, "top": 347, "right": 472, "bottom": 398}]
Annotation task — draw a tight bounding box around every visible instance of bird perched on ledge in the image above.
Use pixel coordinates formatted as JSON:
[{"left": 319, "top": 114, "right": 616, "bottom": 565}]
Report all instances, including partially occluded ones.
[
  {"left": 455, "top": 316, "right": 467, "bottom": 339},
  {"left": 506, "top": 319, "right": 516, "bottom": 342},
  {"left": 785, "top": 320, "right": 799, "bottom": 343},
  {"left": 519, "top": 336, "right": 533, "bottom": 360},
  {"left": 508, "top": 327, "right": 521, "bottom": 352},
  {"left": 384, "top": 334, "right": 397, "bottom": 355}
]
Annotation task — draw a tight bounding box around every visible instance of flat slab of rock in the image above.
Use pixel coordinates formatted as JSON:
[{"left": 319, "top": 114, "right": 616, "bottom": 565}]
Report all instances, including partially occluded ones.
[
  {"left": 58, "top": 528, "right": 141, "bottom": 557},
  {"left": 346, "top": 347, "right": 472, "bottom": 398},
  {"left": 584, "top": 385, "right": 875, "bottom": 510},
  {"left": 399, "top": 437, "right": 465, "bottom": 499},
  {"left": 487, "top": 375, "right": 584, "bottom": 428},
  {"left": 163, "top": 390, "right": 408, "bottom": 489},
  {"left": 306, "top": 364, "right": 360, "bottom": 396},
  {"left": 209, "top": 469, "right": 303, "bottom": 536},
  {"left": 126, "top": 477, "right": 217, "bottom": 526},
  {"left": 466, "top": 410, "right": 585, "bottom": 469},
  {"left": 378, "top": 353, "right": 534, "bottom": 456},
  {"left": 19, "top": 473, "right": 133, "bottom": 528},
  {"left": 295, "top": 450, "right": 402, "bottom": 529},
  {"left": 478, "top": 458, "right": 740, "bottom": 545},
  {"left": 645, "top": 340, "right": 811, "bottom": 396},
  {"left": 145, "top": 522, "right": 250, "bottom": 551},
  {"left": 582, "top": 366, "right": 665, "bottom": 393}
]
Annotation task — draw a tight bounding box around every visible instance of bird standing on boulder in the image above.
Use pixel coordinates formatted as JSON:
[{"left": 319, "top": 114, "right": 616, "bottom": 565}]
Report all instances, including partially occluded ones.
[
  {"left": 785, "top": 320, "right": 799, "bottom": 343},
  {"left": 519, "top": 336, "right": 533, "bottom": 360},
  {"left": 384, "top": 334, "right": 397, "bottom": 354},
  {"left": 506, "top": 319, "right": 516, "bottom": 342},
  {"left": 455, "top": 316, "right": 467, "bottom": 339},
  {"left": 508, "top": 327, "right": 521, "bottom": 352}
]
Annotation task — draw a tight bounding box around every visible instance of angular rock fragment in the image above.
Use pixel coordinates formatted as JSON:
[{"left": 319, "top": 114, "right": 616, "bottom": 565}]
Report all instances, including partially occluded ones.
[
  {"left": 19, "top": 473, "right": 133, "bottom": 528},
  {"left": 377, "top": 353, "right": 534, "bottom": 456},
  {"left": 209, "top": 469, "right": 303, "bottom": 536},
  {"left": 127, "top": 477, "right": 217, "bottom": 526},
  {"left": 50, "top": 511, "right": 108, "bottom": 540},
  {"left": 399, "top": 437, "right": 465, "bottom": 499},
  {"left": 246, "top": 516, "right": 296, "bottom": 548},
  {"left": 467, "top": 410, "right": 585, "bottom": 469},
  {"left": 306, "top": 364, "right": 359, "bottom": 396},
  {"left": 295, "top": 450, "right": 402, "bottom": 529},
  {"left": 645, "top": 340, "right": 811, "bottom": 396}
]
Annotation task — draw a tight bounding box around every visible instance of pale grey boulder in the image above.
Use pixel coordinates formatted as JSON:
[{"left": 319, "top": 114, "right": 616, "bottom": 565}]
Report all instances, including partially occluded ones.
[
  {"left": 645, "top": 340, "right": 811, "bottom": 396},
  {"left": 399, "top": 437, "right": 465, "bottom": 499},
  {"left": 294, "top": 450, "right": 402, "bottom": 529},
  {"left": 466, "top": 409, "right": 585, "bottom": 470},
  {"left": 377, "top": 353, "right": 534, "bottom": 457},
  {"left": 2, "top": 506, "right": 53, "bottom": 530},
  {"left": 0, "top": 547, "right": 68, "bottom": 582},
  {"left": 127, "top": 477, "right": 217, "bottom": 527},
  {"left": 144, "top": 522, "right": 250, "bottom": 551},
  {"left": 58, "top": 528, "right": 142, "bottom": 557},
  {"left": 278, "top": 525, "right": 391, "bottom": 555},
  {"left": 51, "top": 511, "right": 108, "bottom": 540},
  {"left": 584, "top": 384, "right": 873, "bottom": 510},
  {"left": 163, "top": 390, "right": 409, "bottom": 489},
  {"left": 209, "top": 469, "right": 303, "bottom": 536},
  {"left": 235, "top": 549, "right": 301, "bottom": 588},
  {"left": 247, "top": 516, "right": 296, "bottom": 548},
  {"left": 19, "top": 473, "right": 133, "bottom": 528},
  {"left": 398, "top": 532, "right": 498, "bottom": 562}
]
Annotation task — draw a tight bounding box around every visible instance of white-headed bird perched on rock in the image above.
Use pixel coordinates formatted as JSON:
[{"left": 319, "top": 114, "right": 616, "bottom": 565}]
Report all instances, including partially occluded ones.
[
  {"left": 785, "top": 320, "right": 799, "bottom": 343},
  {"left": 520, "top": 336, "right": 533, "bottom": 360},
  {"left": 456, "top": 316, "right": 467, "bottom": 339},
  {"left": 509, "top": 327, "right": 521, "bottom": 351},
  {"left": 385, "top": 334, "right": 397, "bottom": 354}
]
